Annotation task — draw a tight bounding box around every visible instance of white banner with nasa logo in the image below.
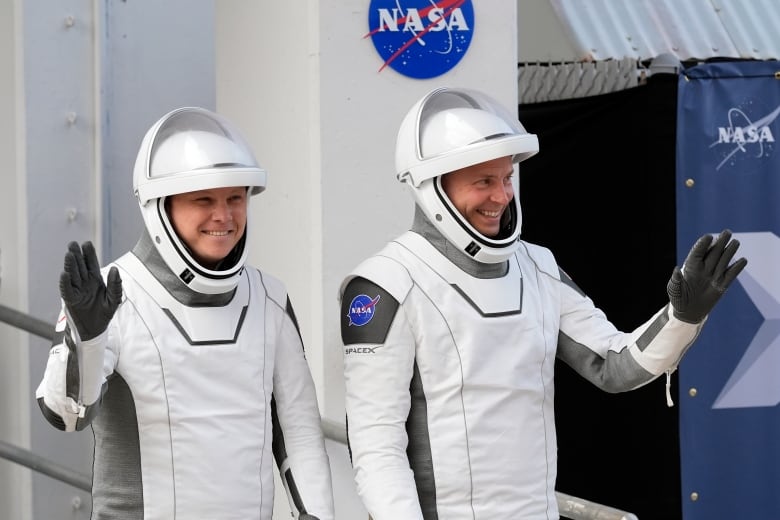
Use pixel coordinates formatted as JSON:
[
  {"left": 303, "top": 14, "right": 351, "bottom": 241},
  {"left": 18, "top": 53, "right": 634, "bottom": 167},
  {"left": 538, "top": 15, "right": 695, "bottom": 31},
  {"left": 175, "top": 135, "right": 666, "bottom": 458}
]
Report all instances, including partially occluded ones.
[{"left": 676, "top": 60, "right": 780, "bottom": 519}]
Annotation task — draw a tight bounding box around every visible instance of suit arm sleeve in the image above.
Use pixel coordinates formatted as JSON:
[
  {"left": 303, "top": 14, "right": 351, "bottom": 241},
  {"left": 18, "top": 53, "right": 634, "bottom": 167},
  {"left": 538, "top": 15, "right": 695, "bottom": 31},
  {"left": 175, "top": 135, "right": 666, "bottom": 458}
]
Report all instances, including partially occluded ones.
[
  {"left": 35, "top": 298, "right": 116, "bottom": 432},
  {"left": 272, "top": 297, "right": 335, "bottom": 520},
  {"left": 556, "top": 268, "right": 704, "bottom": 393},
  {"left": 341, "top": 276, "right": 424, "bottom": 520}
]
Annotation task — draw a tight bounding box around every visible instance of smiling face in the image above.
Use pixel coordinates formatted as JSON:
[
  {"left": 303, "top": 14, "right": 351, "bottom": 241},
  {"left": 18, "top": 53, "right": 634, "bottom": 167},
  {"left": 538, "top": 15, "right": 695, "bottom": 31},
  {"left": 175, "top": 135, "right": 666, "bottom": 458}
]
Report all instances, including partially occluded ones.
[
  {"left": 440, "top": 156, "right": 515, "bottom": 238},
  {"left": 167, "top": 186, "right": 248, "bottom": 269}
]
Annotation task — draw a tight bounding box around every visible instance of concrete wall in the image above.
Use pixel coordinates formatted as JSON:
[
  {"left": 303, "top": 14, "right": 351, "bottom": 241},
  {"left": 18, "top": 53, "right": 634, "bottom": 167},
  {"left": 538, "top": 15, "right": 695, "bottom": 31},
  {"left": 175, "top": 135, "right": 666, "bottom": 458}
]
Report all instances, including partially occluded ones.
[
  {"left": 216, "top": 2, "right": 518, "bottom": 518},
  {"left": 0, "top": 1, "right": 31, "bottom": 518},
  {"left": 517, "top": 0, "right": 579, "bottom": 62}
]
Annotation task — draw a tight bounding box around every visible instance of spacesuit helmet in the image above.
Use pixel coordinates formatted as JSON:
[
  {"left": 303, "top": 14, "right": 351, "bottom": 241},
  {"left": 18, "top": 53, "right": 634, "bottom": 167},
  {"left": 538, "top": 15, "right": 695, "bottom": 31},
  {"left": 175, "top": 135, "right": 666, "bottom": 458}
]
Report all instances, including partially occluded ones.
[
  {"left": 395, "top": 87, "right": 539, "bottom": 263},
  {"left": 133, "top": 106, "right": 267, "bottom": 294}
]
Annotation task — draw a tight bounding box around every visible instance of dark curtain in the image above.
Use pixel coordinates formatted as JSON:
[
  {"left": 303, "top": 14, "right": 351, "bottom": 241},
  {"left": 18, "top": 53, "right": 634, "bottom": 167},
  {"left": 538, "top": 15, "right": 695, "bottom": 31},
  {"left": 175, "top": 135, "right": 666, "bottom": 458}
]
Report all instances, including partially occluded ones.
[{"left": 518, "top": 74, "right": 681, "bottom": 520}]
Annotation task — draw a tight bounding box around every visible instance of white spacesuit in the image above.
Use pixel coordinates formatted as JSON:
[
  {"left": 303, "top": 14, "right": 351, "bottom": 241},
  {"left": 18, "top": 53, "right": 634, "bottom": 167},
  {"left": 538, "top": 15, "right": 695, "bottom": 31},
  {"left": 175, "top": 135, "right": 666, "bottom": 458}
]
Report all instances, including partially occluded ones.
[
  {"left": 339, "top": 87, "right": 746, "bottom": 519},
  {"left": 36, "top": 107, "right": 334, "bottom": 520}
]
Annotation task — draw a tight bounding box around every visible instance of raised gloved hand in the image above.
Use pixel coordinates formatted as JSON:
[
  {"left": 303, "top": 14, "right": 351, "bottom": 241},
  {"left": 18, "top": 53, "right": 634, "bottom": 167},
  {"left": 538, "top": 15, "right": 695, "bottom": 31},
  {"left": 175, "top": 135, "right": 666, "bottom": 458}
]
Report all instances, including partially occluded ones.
[
  {"left": 59, "top": 241, "right": 123, "bottom": 341},
  {"left": 667, "top": 229, "right": 748, "bottom": 324}
]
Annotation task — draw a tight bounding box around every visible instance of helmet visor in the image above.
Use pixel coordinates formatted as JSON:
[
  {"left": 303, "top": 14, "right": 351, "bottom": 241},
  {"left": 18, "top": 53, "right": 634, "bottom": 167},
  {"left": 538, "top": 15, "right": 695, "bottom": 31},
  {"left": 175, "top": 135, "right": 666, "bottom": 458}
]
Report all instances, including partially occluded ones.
[
  {"left": 399, "top": 87, "right": 539, "bottom": 187},
  {"left": 136, "top": 107, "right": 267, "bottom": 204},
  {"left": 417, "top": 88, "right": 530, "bottom": 161},
  {"left": 150, "top": 110, "right": 259, "bottom": 176}
]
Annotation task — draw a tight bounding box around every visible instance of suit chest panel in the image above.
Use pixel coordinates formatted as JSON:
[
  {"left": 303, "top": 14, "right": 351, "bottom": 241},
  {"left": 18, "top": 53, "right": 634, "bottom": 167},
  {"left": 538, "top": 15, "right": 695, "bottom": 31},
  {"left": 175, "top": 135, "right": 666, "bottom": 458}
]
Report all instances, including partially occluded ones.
[
  {"left": 109, "top": 257, "right": 276, "bottom": 423},
  {"left": 390, "top": 242, "right": 558, "bottom": 389}
]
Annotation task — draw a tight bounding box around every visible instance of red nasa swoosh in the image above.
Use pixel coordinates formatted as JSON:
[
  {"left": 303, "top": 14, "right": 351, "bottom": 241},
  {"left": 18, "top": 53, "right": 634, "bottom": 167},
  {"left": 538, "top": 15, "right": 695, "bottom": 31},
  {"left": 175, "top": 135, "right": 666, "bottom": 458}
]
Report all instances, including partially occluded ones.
[
  {"left": 360, "top": 295, "right": 381, "bottom": 312},
  {"left": 363, "top": 0, "right": 466, "bottom": 72}
]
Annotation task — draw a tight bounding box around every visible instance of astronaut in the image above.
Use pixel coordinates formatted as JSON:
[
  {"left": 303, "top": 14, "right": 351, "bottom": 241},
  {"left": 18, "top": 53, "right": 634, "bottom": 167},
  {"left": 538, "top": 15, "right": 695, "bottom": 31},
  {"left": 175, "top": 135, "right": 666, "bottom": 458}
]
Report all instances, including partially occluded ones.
[
  {"left": 36, "top": 107, "right": 334, "bottom": 520},
  {"left": 339, "top": 87, "right": 747, "bottom": 519}
]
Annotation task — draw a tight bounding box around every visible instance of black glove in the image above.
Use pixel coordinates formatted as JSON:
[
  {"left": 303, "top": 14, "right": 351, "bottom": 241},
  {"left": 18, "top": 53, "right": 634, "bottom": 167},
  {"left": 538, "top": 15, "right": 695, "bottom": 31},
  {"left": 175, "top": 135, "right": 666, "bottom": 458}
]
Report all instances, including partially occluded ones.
[
  {"left": 667, "top": 229, "right": 748, "bottom": 324},
  {"left": 59, "top": 241, "right": 123, "bottom": 341}
]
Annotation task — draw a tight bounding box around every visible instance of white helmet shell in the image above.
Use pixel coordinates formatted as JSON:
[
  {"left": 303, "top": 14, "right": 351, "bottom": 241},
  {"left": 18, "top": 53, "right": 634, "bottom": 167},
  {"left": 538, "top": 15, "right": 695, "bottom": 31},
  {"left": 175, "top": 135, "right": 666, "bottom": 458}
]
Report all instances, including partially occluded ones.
[
  {"left": 133, "top": 107, "right": 267, "bottom": 294},
  {"left": 395, "top": 87, "right": 539, "bottom": 263}
]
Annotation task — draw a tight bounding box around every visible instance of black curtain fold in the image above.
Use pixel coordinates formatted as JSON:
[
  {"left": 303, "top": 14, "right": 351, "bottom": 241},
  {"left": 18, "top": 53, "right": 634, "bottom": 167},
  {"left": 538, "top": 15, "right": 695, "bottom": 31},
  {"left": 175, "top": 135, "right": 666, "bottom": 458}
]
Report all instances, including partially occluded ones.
[{"left": 518, "top": 74, "right": 681, "bottom": 520}]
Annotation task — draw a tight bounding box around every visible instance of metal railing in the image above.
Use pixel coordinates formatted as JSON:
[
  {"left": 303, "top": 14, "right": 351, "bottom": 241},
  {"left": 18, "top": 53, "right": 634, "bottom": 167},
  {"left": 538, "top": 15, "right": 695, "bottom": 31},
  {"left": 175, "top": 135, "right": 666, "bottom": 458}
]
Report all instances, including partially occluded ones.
[
  {"left": 0, "top": 303, "right": 55, "bottom": 342},
  {"left": 1, "top": 302, "right": 638, "bottom": 520},
  {"left": 0, "top": 438, "right": 91, "bottom": 492}
]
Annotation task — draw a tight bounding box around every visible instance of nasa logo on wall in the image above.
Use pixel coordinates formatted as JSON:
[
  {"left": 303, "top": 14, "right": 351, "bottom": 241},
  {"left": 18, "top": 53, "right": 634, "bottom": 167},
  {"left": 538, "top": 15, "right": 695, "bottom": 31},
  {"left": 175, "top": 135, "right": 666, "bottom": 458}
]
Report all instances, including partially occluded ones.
[{"left": 366, "top": 0, "right": 475, "bottom": 79}]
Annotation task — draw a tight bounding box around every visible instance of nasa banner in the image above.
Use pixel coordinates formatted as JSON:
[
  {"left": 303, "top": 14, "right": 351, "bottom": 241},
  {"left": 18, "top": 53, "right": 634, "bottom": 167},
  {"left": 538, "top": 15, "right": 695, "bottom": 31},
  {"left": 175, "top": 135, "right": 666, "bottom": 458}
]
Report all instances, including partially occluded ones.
[{"left": 676, "top": 60, "right": 780, "bottom": 519}]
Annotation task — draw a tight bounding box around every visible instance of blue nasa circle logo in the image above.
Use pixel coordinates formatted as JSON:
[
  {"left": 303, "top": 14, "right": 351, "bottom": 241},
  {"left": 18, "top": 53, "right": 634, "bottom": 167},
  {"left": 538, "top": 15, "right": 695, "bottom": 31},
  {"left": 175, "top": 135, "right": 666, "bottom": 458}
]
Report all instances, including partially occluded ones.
[
  {"left": 348, "top": 294, "right": 381, "bottom": 327},
  {"left": 366, "top": 0, "right": 475, "bottom": 79}
]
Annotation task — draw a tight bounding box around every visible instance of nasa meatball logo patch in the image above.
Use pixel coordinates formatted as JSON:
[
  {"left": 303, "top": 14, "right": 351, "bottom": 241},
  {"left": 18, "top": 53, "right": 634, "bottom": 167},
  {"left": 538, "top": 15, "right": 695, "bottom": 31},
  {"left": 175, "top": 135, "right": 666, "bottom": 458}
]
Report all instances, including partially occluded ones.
[
  {"left": 365, "top": 0, "right": 475, "bottom": 79},
  {"left": 348, "top": 294, "right": 382, "bottom": 326}
]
